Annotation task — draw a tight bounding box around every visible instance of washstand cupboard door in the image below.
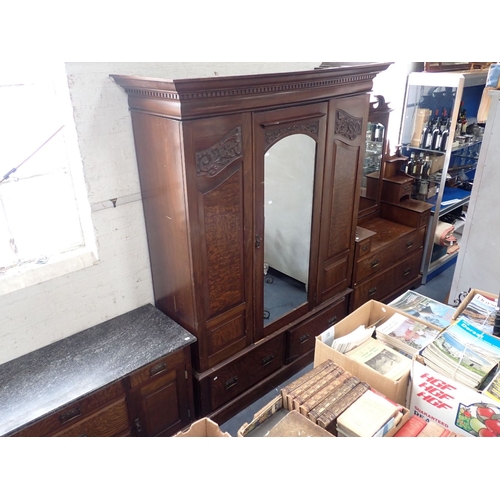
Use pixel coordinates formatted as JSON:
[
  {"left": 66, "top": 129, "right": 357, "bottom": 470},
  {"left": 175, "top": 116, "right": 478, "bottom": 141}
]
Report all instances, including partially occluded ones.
[
  {"left": 317, "top": 94, "right": 369, "bottom": 304},
  {"left": 128, "top": 349, "right": 193, "bottom": 437},
  {"left": 183, "top": 113, "right": 254, "bottom": 373},
  {"left": 253, "top": 102, "right": 328, "bottom": 342}
]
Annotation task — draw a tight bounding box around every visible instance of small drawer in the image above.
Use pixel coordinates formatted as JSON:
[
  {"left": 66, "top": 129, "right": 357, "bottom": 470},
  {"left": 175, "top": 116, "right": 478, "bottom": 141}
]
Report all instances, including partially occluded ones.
[
  {"left": 54, "top": 397, "right": 129, "bottom": 437},
  {"left": 352, "top": 250, "right": 423, "bottom": 310},
  {"left": 354, "top": 226, "right": 425, "bottom": 283},
  {"left": 355, "top": 226, "right": 376, "bottom": 260},
  {"left": 128, "top": 350, "right": 186, "bottom": 388},
  {"left": 208, "top": 335, "right": 284, "bottom": 411},
  {"left": 13, "top": 380, "right": 126, "bottom": 437},
  {"left": 286, "top": 296, "right": 348, "bottom": 363},
  {"left": 382, "top": 178, "right": 413, "bottom": 204}
]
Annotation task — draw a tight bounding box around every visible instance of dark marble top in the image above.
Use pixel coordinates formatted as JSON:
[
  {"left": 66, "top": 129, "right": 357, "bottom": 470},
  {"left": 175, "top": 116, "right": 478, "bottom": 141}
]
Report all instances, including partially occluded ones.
[{"left": 0, "top": 303, "right": 196, "bottom": 436}]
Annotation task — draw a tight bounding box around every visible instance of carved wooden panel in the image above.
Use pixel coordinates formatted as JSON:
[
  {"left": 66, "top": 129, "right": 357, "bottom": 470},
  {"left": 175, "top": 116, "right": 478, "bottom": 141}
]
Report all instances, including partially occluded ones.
[
  {"left": 334, "top": 108, "right": 363, "bottom": 140},
  {"left": 196, "top": 126, "right": 243, "bottom": 177},
  {"left": 202, "top": 169, "right": 245, "bottom": 317}
]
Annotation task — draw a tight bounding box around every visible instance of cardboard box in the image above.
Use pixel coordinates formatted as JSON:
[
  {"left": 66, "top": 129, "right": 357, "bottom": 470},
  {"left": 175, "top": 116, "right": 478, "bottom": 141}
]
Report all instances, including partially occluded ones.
[
  {"left": 408, "top": 355, "right": 500, "bottom": 437},
  {"left": 410, "top": 108, "right": 432, "bottom": 147},
  {"left": 452, "top": 288, "right": 498, "bottom": 322},
  {"left": 238, "top": 395, "right": 334, "bottom": 437},
  {"left": 237, "top": 393, "right": 409, "bottom": 437},
  {"left": 429, "top": 153, "right": 445, "bottom": 174},
  {"left": 174, "top": 418, "right": 231, "bottom": 437},
  {"left": 238, "top": 396, "right": 334, "bottom": 437},
  {"left": 313, "top": 300, "right": 439, "bottom": 406}
]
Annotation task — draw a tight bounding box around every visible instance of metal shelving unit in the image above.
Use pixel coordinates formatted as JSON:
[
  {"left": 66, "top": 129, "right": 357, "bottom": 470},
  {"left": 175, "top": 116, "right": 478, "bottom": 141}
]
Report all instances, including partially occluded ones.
[{"left": 399, "top": 69, "right": 488, "bottom": 284}]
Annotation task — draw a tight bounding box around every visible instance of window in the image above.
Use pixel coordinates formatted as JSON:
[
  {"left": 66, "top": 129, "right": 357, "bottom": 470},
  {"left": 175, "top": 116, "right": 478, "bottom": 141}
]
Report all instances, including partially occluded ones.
[{"left": 0, "top": 64, "right": 96, "bottom": 291}]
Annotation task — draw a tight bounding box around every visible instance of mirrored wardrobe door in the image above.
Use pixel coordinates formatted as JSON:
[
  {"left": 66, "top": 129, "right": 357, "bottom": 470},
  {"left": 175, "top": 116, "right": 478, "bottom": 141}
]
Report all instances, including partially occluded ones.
[{"left": 253, "top": 103, "right": 328, "bottom": 342}]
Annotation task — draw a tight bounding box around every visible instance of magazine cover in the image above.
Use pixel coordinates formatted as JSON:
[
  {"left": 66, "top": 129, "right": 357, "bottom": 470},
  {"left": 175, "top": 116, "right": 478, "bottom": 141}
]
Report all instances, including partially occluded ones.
[
  {"left": 458, "top": 293, "right": 498, "bottom": 335},
  {"left": 389, "top": 290, "right": 455, "bottom": 330},
  {"left": 422, "top": 319, "right": 500, "bottom": 389},
  {"left": 376, "top": 312, "right": 440, "bottom": 355}
]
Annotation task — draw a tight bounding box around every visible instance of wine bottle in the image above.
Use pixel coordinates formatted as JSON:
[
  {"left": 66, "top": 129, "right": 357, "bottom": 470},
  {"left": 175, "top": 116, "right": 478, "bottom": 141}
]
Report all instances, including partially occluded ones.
[
  {"left": 420, "top": 117, "right": 433, "bottom": 149},
  {"left": 418, "top": 155, "right": 431, "bottom": 200},
  {"left": 440, "top": 121, "right": 450, "bottom": 152},
  {"left": 431, "top": 111, "right": 442, "bottom": 150},
  {"left": 405, "top": 152, "right": 416, "bottom": 174}
]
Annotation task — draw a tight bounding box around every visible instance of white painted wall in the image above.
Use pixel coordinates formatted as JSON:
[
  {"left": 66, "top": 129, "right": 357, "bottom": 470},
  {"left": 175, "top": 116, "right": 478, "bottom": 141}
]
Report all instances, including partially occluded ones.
[
  {"left": 0, "top": 62, "right": 416, "bottom": 365},
  {"left": 0, "top": 62, "right": 318, "bottom": 365}
]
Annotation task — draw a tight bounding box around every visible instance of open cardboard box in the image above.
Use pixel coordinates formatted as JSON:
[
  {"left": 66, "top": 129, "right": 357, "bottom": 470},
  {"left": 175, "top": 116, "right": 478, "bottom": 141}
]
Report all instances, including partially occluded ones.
[
  {"left": 452, "top": 288, "right": 498, "bottom": 322},
  {"left": 237, "top": 395, "right": 334, "bottom": 437},
  {"left": 173, "top": 417, "right": 231, "bottom": 437},
  {"left": 313, "top": 300, "right": 439, "bottom": 406},
  {"left": 238, "top": 392, "right": 410, "bottom": 437}
]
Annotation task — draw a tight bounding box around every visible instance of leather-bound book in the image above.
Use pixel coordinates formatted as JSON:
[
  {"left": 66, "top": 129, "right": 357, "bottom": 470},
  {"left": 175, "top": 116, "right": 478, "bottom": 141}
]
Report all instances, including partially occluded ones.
[
  {"left": 317, "top": 382, "right": 370, "bottom": 434},
  {"left": 285, "top": 361, "right": 340, "bottom": 411},
  {"left": 280, "top": 359, "right": 335, "bottom": 410},
  {"left": 291, "top": 364, "right": 345, "bottom": 411},
  {"left": 307, "top": 376, "right": 360, "bottom": 424},
  {"left": 298, "top": 371, "right": 352, "bottom": 416}
]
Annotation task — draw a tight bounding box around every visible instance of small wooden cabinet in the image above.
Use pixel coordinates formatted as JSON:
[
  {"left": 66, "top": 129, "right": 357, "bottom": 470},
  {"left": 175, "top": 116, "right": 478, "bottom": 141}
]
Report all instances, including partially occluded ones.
[
  {"left": 127, "top": 346, "right": 194, "bottom": 437},
  {"left": 3, "top": 305, "right": 197, "bottom": 438},
  {"left": 12, "top": 347, "right": 194, "bottom": 437}
]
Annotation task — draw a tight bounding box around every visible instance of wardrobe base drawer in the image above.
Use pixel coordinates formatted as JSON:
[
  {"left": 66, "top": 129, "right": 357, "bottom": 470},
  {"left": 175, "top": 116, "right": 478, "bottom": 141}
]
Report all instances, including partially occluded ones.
[
  {"left": 196, "top": 334, "right": 284, "bottom": 414},
  {"left": 286, "top": 294, "right": 348, "bottom": 363}
]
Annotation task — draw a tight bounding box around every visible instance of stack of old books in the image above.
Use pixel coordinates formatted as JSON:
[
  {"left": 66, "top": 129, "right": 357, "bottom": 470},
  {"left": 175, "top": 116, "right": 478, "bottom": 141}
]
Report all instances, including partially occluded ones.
[{"left": 239, "top": 359, "right": 408, "bottom": 437}]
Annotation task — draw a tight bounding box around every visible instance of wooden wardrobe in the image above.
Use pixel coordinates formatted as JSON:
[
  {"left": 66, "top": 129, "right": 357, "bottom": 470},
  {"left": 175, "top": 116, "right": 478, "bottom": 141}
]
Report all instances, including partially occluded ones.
[{"left": 112, "top": 63, "right": 391, "bottom": 422}]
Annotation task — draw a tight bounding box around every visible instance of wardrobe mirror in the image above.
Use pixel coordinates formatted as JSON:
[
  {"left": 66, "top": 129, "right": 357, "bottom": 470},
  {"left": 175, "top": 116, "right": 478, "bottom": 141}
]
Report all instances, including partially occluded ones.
[{"left": 263, "top": 133, "right": 316, "bottom": 327}]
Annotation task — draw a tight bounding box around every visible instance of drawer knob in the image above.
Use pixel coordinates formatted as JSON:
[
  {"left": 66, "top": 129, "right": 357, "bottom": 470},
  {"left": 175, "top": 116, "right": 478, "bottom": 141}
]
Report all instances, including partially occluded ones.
[
  {"left": 406, "top": 241, "right": 414, "bottom": 249},
  {"left": 59, "top": 405, "right": 81, "bottom": 425},
  {"left": 150, "top": 362, "right": 167, "bottom": 377},
  {"left": 371, "top": 259, "right": 379, "bottom": 269},
  {"left": 368, "top": 287, "right": 377, "bottom": 297},
  {"left": 327, "top": 315, "right": 338, "bottom": 327},
  {"left": 299, "top": 334, "right": 310, "bottom": 344},
  {"left": 261, "top": 354, "right": 275, "bottom": 367},
  {"left": 225, "top": 376, "right": 239, "bottom": 390},
  {"left": 361, "top": 244, "right": 369, "bottom": 251},
  {"left": 403, "top": 267, "right": 411, "bottom": 277}
]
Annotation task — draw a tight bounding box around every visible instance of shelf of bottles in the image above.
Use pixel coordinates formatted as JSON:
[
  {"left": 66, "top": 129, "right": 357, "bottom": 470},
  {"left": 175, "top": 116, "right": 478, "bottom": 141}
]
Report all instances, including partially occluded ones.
[
  {"left": 399, "top": 69, "right": 487, "bottom": 284},
  {"left": 363, "top": 121, "right": 384, "bottom": 181}
]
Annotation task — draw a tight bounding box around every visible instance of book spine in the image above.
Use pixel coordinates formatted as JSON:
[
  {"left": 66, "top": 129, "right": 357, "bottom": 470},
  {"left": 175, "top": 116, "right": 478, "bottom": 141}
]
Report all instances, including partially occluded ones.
[
  {"left": 299, "top": 371, "right": 351, "bottom": 416},
  {"left": 393, "top": 416, "right": 427, "bottom": 437},
  {"left": 416, "top": 420, "right": 446, "bottom": 437},
  {"left": 373, "top": 416, "right": 395, "bottom": 437},
  {"left": 307, "top": 377, "right": 360, "bottom": 424},
  {"left": 317, "top": 382, "right": 370, "bottom": 434},
  {"left": 286, "top": 362, "right": 338, "bottom": 410},
  {"left": 292, "top": 365, "right": 345, "bottom": 410},
  {"left": 280, "top": 359, "right": 334, "bottom": 410}
]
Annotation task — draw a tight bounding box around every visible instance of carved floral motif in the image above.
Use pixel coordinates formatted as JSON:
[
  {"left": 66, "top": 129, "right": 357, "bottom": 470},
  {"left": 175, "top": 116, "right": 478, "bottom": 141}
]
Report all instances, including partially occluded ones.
[
  {"left": 196, "top": 126, "right": 242, "bottom": 177},
  {"left": 265, "top": 121, "right": 319, "bottom": 145},
  {"left": 335, "top": 109, "right": 362, "bottom": 140}
]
